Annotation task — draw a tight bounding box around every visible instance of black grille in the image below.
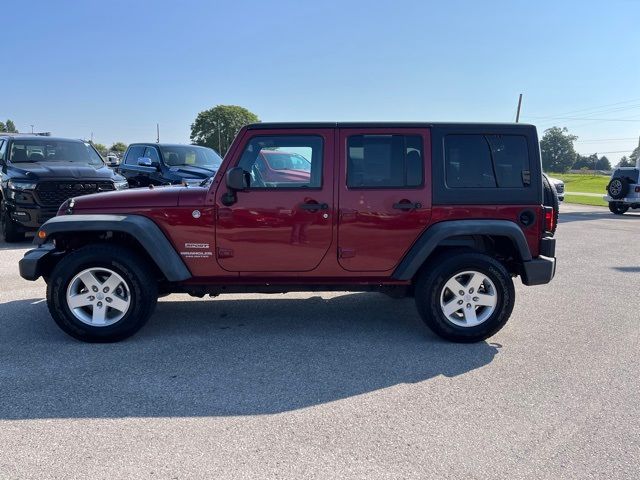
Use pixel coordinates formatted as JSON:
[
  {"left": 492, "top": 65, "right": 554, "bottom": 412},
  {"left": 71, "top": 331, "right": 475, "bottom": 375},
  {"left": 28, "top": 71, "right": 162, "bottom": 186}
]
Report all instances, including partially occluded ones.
[{"left": 35, "top": 181, "right": 115, "bottom": 207}]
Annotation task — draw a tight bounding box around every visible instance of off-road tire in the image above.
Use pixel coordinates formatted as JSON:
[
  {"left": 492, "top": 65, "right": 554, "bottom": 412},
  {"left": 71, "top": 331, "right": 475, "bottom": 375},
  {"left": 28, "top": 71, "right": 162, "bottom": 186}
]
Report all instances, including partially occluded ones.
[
  {"left": 608, "top": 202, "right": 629, "bottom": 215},
  {"left": 47, "top": 244, "right": 158, "bottom": 342},
  {"left": 607, "top": 177, "right": 629, "bottom": 200},
  {"left": 414, "top": 252, "right": 515, "bottom": 343},
  {"left": 1, "top": 201, "right": 26, "bottom": 243},
  {"left": 542, "top": 175, "right": 559, "bottom": 235}
]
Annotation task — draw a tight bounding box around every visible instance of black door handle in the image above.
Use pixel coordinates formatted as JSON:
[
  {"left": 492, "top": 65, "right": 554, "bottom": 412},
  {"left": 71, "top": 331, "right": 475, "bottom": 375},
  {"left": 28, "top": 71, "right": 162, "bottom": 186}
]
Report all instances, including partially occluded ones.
[
  {"left": 393, "top": 201, "right": 422, "bottom": 210},
  {"left": 300, "top": 202, "right": 329, "bottom": 211}
]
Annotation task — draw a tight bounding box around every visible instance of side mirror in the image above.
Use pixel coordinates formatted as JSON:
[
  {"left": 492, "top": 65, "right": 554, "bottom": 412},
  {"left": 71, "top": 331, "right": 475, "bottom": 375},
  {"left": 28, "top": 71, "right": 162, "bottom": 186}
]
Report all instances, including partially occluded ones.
[
  {"left": 226, "top": 167, "right": 250, "bottom": 191},
  {"left": 138, "top": 157, "right": 159, "bottom": 169}
]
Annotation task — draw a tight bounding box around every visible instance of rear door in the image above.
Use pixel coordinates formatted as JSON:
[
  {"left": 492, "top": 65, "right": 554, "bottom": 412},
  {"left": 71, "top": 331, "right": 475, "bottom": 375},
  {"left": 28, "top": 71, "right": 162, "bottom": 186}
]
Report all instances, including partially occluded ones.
[
  {"left": 215, "top": 129, "right": 334, "bottom": 272},
  {"left": 337, "top": 128, "right": 432, "bottom": 272}
]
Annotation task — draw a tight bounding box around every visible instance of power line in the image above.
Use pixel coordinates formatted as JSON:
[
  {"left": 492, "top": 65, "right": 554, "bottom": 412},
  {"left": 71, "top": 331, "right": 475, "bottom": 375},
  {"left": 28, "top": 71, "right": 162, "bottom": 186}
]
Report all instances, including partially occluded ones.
[{"left": 527, "top": 115, "right": 640, "bottom": 122}]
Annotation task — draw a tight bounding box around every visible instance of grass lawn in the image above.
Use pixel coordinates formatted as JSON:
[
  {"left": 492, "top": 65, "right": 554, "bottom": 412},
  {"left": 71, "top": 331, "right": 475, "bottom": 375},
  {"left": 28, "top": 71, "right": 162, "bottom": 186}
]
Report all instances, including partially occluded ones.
[
  {"left": 564, "top": 194, "right": 607, "bottom": 207},
  {"left": 548, "top": 173, "right": 608, "bottom": 194}
]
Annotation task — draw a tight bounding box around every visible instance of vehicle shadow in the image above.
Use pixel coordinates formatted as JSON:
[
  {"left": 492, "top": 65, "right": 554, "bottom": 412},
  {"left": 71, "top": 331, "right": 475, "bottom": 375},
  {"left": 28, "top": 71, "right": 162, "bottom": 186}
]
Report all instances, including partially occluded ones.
[
  {"left": 0, "top": 239, "right": 33, "bottom": 251},
  {"left": 0, "top": 293, "right": 499, "bottom": 420}
]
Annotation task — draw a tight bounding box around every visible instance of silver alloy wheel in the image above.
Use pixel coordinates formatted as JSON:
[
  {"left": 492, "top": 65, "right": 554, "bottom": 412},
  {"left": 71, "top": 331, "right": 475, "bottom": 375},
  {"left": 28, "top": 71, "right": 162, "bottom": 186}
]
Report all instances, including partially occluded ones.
[
  {"left": 439, "top": 270, "right": 497, "bottom": 328},
  {"left": 66, "top": 267, "right": 131, "bottom": 327},
  {"left": 609, "top": 179, "right": 622, "bottom": 196}
]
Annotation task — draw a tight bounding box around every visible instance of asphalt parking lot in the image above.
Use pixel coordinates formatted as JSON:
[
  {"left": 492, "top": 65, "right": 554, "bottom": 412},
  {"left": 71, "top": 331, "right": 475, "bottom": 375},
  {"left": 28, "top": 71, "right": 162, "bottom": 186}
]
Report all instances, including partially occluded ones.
[{"left": 1, "top": 203, "right": 638, "bottom": 479}]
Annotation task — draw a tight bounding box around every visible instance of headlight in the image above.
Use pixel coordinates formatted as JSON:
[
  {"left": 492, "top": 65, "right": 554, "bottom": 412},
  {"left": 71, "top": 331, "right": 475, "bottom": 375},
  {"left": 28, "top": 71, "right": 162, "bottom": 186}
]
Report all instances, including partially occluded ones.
[
  {"left": 114, "top": 180, "right": 129, "bottom": 190},
  {"left": 8, "top": 180, "right": 37, "bottom": 191}
]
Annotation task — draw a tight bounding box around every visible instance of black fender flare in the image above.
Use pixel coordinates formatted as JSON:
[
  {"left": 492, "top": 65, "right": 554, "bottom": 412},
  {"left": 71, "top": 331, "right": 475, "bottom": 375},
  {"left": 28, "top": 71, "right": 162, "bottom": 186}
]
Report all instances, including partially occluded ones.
[
  {"left": 34, "top": 214, "right": 191, "bottom": 281},
  {"left": 392, "top": 219, "right": 532, "bottom": 281}
]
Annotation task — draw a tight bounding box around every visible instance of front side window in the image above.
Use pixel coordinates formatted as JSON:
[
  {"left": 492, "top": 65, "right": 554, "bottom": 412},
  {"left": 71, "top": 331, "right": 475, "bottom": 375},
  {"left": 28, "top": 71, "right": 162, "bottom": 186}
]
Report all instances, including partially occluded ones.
[
  {"left": 237, "top": 135, "right": 323, "bottom": 188},
  {"left": 125, "top": 145, "right": 145, "bottom": 165},
  {"left": 347, "top": 135, "right": 423, "bottom": 188},
  {"left": 144, "top": 146, "right": 160, "bottom": 163},
  {"left": 9, "top": 139, "right": 103, "bottom": 166},
  {"left": 445, "top": 134, "right": 530, "bottom": 188}
]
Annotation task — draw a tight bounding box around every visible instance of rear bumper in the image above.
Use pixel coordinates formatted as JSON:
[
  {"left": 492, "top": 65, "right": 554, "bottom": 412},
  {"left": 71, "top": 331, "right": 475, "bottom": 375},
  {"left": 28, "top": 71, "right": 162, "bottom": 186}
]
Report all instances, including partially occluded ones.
[
  {"left": 521, "top": 237, "right": 556, "bottom": 286},
  {"left": 604, "top": 195, "right": 640, "bottom": 205},
  {"left": 18, "top": 244, "right": 58, "bottom": 281}
]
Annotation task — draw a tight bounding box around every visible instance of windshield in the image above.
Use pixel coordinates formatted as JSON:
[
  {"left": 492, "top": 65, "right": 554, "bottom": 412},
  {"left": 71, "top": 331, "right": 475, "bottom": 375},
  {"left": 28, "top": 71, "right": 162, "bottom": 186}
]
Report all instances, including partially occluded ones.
[
  {"left": 10, "top": 140, "right": 104, "bottom": 166},
  {"left": 159, "top": 145, "right": 222, "bottom": 170}
]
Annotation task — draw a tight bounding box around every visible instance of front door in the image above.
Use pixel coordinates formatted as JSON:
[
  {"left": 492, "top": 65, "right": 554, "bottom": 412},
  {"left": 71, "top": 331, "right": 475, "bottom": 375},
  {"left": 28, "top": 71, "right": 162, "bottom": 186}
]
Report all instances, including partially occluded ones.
[
  {"left": 337, "top": 128, "right": 432, "bottom": 272},
  {"left": 215, "top": 129, "right": 334, "bottom": 272}
]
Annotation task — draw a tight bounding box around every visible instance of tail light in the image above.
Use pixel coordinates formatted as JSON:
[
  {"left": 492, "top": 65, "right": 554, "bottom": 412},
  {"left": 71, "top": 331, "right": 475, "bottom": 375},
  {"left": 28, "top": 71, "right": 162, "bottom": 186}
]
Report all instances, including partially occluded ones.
[
  {"left": 635, "top": 186, "right": 640, "bottom": 193},
  {"left": 544, "top": 206, "right": 555, "bottom": 233}
]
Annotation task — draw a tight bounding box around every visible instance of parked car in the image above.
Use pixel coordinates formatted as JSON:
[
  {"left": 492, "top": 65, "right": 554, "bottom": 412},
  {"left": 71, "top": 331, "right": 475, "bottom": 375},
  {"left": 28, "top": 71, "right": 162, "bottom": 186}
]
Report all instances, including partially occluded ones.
[
  {"left": 105, "top": 153, "right": 120, "bottom": 168},
  {"left": 0, "top": 135, "right": 128, "bottom": 242},
  {"left": 604, "top": 164, "right": 640, "bottom": 214},
  {"left": 255, "top": 150, "right": 311, "bottom": 183},
  {"left": 117, "top": 143, "right": 222, "bottom": 187},
  {"left": 19, "top": 122, "right": 557, "bottom": 343},
  {"left": 545, "top": 174, "right": 564, "bottom": 201}
]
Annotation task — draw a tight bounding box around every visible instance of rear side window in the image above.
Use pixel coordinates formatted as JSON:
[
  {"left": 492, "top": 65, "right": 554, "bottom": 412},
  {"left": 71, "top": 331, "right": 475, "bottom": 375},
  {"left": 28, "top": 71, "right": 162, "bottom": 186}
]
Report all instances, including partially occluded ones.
[
  {"left": 0, "top": 140, "right": 5, "bottom": 160},
  {"left": 445, "top": 134, "right": 530, "bottom": 188},
  {"left": 125, "top": 145, "right": 145, "bottom": 165},
  {"left": 347, "top": 135, "right": 423, "bottom": 188}
]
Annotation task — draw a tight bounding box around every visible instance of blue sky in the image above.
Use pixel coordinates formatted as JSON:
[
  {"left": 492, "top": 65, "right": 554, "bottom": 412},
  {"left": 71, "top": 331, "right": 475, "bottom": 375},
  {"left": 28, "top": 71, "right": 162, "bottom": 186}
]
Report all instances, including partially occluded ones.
[{"left": 3, "top": 0, "right": 639, "bottom": 162}]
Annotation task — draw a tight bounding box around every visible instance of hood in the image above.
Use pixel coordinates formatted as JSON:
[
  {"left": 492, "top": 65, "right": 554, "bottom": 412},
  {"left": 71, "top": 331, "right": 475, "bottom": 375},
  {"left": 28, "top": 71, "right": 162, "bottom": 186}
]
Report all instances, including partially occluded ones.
[
  {"left": 10, "top": 161, "right": 116, "bottom": 180},
  {"left": 69, "top": 185, "right": 184, "bottom": 211},
  {"left": 168, "top": 164, "right": 218, "bottom": 179}
]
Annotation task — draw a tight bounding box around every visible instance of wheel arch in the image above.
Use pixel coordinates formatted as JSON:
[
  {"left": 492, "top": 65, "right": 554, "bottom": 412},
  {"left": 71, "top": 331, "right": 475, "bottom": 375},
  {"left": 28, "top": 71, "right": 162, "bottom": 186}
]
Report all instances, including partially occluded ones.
[
  {"left": 392, "top": 220, "right": 532, "bottom": 281},
  {"left": 34, "top": 214, "right": 191, "bottom": 282}
]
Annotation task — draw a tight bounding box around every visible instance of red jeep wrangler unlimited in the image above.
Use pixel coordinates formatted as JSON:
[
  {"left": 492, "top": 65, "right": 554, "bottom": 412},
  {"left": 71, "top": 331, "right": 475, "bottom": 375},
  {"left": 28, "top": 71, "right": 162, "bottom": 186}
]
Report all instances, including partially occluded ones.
[{"left": 19, "top": 123, "right": 556, "bottom": 343}]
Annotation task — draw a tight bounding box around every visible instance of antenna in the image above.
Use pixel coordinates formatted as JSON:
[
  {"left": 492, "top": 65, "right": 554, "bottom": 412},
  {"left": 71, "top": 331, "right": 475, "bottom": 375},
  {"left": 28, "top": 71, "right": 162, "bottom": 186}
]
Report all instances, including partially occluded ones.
[{"left": 515, "top": 94, "right": 523, "bottom": 123}]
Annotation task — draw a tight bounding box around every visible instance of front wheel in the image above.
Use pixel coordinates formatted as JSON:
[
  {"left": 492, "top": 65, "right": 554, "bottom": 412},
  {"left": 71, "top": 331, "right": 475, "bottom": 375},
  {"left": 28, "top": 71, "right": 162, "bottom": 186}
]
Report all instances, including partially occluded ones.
[
  {"left": 414, "top": 253, "right": 515, "bottom": 343},
  {"left": 1, "top": 202, "right": 26, "bottom": 243},
  {"left": 47, "top": 244, "right": 158, "bottom": 342},
  {"left": 608, "top": 202, "right": 629, "bottom": 215}
]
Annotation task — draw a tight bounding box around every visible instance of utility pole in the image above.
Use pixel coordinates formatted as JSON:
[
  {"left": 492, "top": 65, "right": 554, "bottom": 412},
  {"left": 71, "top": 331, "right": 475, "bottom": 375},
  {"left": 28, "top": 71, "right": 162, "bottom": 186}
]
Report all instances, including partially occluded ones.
[
  {"left": 30, "top": 125, "right": 34, "bottom": 134},
  {"left": 156, "top": 123, "right": 160, "bottom": 143},
  {"left": 90, "top": 132, "right": 94, "bottom": 143},
  {"left": 515, "top": 94, "right": 523, "bottom": 123}
]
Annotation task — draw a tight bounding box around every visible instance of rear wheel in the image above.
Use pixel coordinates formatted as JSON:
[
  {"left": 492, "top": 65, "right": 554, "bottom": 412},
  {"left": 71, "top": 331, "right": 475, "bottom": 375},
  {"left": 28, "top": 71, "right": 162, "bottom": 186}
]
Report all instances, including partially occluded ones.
[
  {"left": 47, "top": 244, "right": 158, "bottom": 342},
  {"left": 1, "top": 201, "right": 26, "bottom": 243},
  {"left": 415, "top": 253, "right": 515, "bottom": 343},
  {"left": 609, "top": 202, "right": 629, "bottom": 215}
]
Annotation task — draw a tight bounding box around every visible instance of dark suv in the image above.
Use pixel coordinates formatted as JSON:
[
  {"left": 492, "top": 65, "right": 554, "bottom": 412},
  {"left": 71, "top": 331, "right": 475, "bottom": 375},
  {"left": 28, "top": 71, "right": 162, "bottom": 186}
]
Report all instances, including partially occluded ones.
[
  {"left": 0, "top": 135, "right": 128, "bottom": 242},
  {"left": 117, "top": 143, "right": 222, "bottom": 187},
  {"left": 19, "top": 122, "right": 557, "bottom": 344}
]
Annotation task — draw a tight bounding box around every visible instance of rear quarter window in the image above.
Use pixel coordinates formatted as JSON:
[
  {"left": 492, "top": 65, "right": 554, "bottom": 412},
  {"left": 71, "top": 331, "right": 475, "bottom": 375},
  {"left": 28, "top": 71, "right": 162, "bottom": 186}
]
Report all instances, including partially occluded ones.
[{"left": 431, "top": 125, "right": 541, "bottom": 206}]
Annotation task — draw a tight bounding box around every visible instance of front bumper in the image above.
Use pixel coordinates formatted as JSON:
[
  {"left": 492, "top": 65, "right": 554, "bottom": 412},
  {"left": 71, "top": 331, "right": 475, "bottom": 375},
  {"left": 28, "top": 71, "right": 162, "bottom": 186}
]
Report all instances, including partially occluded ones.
[
  {"left": 18, "top": 244, "right": 59, "bottom": 281},
  {"left": 521, "top": 237, "right": 556, "bottom": 286},
  {"left": 6, "top": 202, "right": 58, "bottom": 231}
]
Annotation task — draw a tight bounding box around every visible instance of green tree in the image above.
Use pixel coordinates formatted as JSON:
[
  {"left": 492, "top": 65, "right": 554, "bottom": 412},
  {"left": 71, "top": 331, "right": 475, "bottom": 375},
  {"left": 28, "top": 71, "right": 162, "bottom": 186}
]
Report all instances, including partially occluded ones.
[
  {"left": 573, "top": 154, "right": 591, "bottom": 170},
  {"left": 190, "top": 105, "right": 260, "bottom": 156},
  {"left": 595, "top": 155, "right": 611, "bottom": 170},
  {"left": 109, "top": 142, "right": 127, "bottom": 154},
  {"left": 540, "top": 127, "right": 578, "bottom": 173},
  {"left": 0, "top": 119, "right": 18, "bottom": 133},
  {"left": 630, "top": 145, "right": 639, "bottom": 164},
  {"left": 616, "top": 156, "right": 635, "bottom": 167},
  {"left": 92, "top": 143, "right": 108, "bottom": 156}
]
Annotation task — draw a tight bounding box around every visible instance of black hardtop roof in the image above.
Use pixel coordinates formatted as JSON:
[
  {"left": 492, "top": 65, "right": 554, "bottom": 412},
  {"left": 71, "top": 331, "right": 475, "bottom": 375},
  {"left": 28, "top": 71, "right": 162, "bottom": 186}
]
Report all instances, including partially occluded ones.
[{"left": 246, "top": 122, "right": 536, "bottom": 130}]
